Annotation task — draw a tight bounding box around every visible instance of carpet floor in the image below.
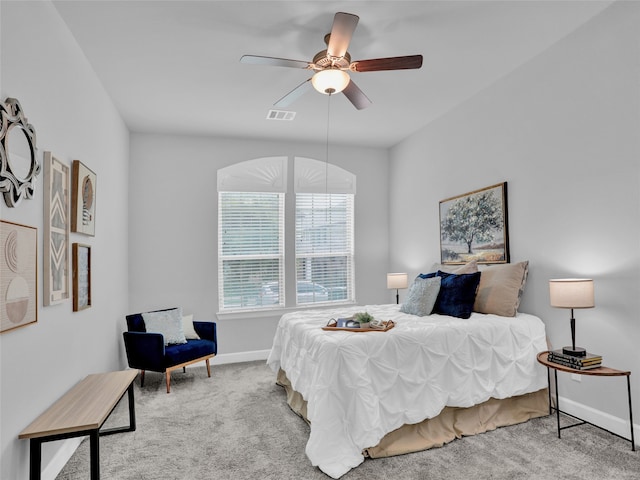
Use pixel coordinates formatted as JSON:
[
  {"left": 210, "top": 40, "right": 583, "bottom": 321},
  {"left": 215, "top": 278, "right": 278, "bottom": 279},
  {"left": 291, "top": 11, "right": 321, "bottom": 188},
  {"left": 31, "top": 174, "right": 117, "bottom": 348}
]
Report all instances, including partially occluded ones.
[{"left": 56, "top": 361, "right": 639, "bottom": 479}]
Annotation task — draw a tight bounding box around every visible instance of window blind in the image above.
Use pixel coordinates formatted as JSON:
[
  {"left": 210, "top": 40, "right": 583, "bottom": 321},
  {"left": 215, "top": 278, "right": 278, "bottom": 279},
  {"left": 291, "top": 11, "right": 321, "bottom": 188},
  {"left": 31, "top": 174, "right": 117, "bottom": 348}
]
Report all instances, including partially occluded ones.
[
  {"left": 295, "top": 193, "right": 354, "bottom": 305},
  {"left": 218, "top": 192, "right": 284, "bottom": 310}
]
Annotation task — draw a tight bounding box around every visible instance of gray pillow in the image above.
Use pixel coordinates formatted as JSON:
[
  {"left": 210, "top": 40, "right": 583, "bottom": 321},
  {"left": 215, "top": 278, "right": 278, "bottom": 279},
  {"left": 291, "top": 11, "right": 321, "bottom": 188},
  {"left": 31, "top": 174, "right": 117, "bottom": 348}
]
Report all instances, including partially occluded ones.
[
  {"left": 143, "top": 307, "right": 187, "bottom": 345},
  {"left": 400, "top": 276, "right": 442, "bottom": 316}
]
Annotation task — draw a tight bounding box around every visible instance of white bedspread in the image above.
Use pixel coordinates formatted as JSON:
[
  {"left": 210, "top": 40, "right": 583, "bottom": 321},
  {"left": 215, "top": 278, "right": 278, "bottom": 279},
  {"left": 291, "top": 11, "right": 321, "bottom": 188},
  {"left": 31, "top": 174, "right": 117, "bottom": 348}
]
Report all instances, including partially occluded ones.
[{"left": 267, "top": 304, "right": 548, "bottom": 478}]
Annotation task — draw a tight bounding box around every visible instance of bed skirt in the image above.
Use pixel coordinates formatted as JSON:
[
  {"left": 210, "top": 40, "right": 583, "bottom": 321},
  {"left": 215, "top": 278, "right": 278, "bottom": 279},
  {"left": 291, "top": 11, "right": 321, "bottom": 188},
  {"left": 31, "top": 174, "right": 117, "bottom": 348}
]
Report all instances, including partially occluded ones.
[{"left": 276, "top": 368, "right": 549, "bottom": 459}]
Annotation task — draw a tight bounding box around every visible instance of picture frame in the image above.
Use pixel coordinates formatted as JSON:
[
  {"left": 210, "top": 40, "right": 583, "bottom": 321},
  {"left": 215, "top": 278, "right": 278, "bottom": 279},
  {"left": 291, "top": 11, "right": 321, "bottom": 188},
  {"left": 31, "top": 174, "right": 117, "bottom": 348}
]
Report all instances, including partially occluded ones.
[
  {"left": 439, "top": 182, "right": 509, "bottom": 265},
  {"left": 72, "top": 243, "right": 92, "bottom": 311},
  {"left": 71, "top": 160, "right": 97, "bottom": 236},
  {"left": 1, "top": 220, "right": 38, "bottom": 333},
  {"left": 43, "top": 152, "right": 70, "bottom": 306}
]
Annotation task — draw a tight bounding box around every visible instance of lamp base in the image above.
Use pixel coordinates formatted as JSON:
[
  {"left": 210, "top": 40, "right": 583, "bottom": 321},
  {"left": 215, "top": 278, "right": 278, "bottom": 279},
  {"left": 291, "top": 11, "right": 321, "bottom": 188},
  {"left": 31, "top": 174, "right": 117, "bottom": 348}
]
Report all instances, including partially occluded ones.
[{"left": 562, "top": 346, "right": 586, "bottom": 357}]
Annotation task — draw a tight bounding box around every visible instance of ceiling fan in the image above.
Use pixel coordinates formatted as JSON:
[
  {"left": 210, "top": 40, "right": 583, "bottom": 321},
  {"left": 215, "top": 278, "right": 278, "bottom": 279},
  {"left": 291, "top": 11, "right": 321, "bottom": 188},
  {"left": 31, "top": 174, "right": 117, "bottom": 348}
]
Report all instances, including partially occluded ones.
[{"left": 240, "top": 12, "right": 423, "bottom": 110}]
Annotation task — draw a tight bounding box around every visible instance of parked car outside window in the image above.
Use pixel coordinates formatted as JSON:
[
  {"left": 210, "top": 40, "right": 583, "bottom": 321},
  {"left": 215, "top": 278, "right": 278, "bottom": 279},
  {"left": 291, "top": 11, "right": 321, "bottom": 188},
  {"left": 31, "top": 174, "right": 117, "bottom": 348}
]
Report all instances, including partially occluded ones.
[{"left": 258, "top": 280, "right": 330, "bottom": 305}]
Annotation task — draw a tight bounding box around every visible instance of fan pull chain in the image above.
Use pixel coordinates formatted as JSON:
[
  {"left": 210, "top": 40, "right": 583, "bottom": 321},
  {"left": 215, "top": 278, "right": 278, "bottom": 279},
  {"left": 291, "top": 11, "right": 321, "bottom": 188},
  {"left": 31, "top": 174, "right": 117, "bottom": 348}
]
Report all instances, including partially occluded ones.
[
  {"left": 325, "top": 93, "right": 333, "bottom": 253},
  {"left": 325, "top": 92, "right": 332, "bottom": 197}
]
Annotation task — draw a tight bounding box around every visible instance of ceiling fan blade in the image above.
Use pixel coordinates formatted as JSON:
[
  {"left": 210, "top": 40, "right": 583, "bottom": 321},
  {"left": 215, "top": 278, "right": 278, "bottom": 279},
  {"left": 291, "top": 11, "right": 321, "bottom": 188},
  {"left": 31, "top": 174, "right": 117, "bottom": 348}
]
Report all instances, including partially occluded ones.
[
  {"left": 351, "top": 55, "right": 423, "bottom": 72},
  {"left": 327, "top": 12, "right": 359, "bottom": 59},
  {"left": 240, "top": 55, "right": 311, "bottom": 69},
  {"left": 274, "top": 78, "right": 314, "bottom": 107},
  {"left": 342, "top": 80, "right": 371, "bottom": 110}
]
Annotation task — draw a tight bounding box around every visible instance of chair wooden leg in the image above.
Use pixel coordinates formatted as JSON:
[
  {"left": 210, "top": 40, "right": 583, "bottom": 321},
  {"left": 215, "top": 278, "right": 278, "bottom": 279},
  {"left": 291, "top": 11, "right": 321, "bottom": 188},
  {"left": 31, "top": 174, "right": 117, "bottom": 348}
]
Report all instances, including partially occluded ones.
[
  {"left": 165, "top": 371, "right": 171, "bottom": 394},
  {"left": 206, "top": 359, "right": 211, "bottom": 377},
  {"left": 140, "top": 370, "right": 145, "bottom": 387}
]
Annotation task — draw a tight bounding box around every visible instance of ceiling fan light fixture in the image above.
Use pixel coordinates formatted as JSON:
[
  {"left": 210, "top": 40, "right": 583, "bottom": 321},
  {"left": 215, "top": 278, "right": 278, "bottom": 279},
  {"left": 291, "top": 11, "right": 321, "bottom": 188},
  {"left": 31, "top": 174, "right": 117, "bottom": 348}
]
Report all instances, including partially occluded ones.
[{"left": 312, "top": 69, "right": 350, "bottom": 95}]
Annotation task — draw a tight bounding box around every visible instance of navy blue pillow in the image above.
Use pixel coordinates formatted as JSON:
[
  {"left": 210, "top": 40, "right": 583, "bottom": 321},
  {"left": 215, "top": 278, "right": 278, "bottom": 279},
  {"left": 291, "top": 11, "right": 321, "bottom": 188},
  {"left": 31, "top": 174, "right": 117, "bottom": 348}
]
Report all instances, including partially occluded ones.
[
  {"left": 418, "top": 270, "right": 481, "bottom": 319},
  {"left": 418, "top": 272, "right": 437, "bottom": 279}
]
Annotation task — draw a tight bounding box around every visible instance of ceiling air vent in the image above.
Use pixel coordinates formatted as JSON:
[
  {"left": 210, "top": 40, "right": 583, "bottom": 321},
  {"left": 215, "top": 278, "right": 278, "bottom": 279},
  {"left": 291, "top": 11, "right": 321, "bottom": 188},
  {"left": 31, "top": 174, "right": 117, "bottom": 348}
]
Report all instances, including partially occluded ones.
[{"left": 266, "top": 109, "right": 296, "bottom": 121}]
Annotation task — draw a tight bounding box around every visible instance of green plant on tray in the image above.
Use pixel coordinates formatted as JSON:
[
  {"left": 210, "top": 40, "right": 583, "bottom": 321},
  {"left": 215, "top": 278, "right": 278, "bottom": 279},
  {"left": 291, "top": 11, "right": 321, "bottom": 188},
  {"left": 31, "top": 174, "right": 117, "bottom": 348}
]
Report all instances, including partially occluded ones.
[{"left": 353, "top": 311, "right": 374, "bottom": 325}]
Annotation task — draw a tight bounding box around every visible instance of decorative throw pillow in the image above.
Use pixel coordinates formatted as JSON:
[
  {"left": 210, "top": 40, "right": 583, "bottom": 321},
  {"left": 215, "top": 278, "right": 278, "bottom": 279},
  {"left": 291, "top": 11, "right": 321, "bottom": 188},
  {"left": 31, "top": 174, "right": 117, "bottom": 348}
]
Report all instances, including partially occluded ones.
[
  {"left": 430, "top": 260, "right": 478, "bottom": 274},
  {"left": 400, "top": 276, "right": 442, "bottom": 317},
  {"left": 143, "top": 307, "right": 187, "bottom": 345},
  {"left": 453, "top": 260, "right": 478, "bottom": 274},
  {"left": 182, "top": 314, "right": 200, "bottom": 340},
  {"left": 419, "top": 271, "right": 481, "bottom": 319},
  {"left": 474, "top": 261, "right": 529, "bottom": 317}
]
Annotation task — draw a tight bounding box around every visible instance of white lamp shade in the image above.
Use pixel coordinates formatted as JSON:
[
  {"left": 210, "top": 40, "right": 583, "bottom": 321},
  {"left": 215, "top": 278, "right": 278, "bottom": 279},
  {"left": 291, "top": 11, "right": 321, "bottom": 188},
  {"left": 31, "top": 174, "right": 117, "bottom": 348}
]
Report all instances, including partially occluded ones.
[
  {"left": 312, "top": 69, "right": 350, "bottom": 94},
  {"left": 387, "top": 273, "right": 408, "bottom": 290},
  {"left": 549, "top": 278, "right": 595, "bottom": 309}
]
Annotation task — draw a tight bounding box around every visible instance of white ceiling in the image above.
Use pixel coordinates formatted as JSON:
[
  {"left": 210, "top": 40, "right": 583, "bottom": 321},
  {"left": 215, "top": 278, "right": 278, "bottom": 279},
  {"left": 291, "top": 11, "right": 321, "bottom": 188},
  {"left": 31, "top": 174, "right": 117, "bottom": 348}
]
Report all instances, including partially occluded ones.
[{"left": 52, "top": 1, "right": 612, "bottom": 148}]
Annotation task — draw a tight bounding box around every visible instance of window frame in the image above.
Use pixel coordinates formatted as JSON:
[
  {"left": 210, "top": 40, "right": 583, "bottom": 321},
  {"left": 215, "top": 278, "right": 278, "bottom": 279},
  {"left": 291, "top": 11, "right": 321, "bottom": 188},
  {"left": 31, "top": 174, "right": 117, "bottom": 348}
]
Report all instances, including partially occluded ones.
[{"left": 217, "top": 191, "right": 285, "bottom": 312}]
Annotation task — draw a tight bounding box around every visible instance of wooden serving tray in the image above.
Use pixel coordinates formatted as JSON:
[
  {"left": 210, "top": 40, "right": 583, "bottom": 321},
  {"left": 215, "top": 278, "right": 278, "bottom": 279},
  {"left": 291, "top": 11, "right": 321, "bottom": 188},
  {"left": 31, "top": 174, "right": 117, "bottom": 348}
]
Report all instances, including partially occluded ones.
[{"left": 322, "top": 320, "right": 395, "bottom": 332}]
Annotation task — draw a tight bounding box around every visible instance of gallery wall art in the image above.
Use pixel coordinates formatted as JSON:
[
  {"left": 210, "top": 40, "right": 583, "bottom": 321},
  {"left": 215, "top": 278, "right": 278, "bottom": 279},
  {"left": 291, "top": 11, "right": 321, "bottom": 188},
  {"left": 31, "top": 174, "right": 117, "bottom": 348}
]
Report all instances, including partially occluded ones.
[
  {"left": 43, "top": 152, "right": 70, "bottom": 305},
  {"left": 0, "top": 97, "right": 41, "bottom": 207},
  {"left": 1, "top": 220, "right": 38, "bottom": 333},
  {"left": 71, "top": 160, "right": 96, "bottom": 236},
  {"left": 72, "top": 243, "right": 91, "bottom": 311},
  {"left": 439, "top": 182, "right": 510, "bottom": 265}
]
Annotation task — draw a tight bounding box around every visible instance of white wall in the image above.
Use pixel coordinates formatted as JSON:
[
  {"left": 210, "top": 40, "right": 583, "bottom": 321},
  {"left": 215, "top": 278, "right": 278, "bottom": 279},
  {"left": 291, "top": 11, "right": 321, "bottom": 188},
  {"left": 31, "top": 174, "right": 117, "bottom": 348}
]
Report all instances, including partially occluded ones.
[
  {"left": 3, "top": 3, "right": 636, "bottom": 478},
  {"left": 390, "top": 1, "right": 639, "bottom": 434},
  {"left": 0, "top": 2, "right": 130, "bottom": 479},
  {"left": 129, "top": 133, "right": 390, "bottom": 358}
]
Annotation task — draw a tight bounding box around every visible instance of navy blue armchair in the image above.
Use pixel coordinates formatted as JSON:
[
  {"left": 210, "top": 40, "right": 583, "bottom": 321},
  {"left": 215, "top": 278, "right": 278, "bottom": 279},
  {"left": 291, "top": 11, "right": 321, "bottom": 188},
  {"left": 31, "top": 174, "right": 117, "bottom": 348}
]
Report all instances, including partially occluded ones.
[{"left": 123, "top": 308, "right": 217, "bottom": 393}]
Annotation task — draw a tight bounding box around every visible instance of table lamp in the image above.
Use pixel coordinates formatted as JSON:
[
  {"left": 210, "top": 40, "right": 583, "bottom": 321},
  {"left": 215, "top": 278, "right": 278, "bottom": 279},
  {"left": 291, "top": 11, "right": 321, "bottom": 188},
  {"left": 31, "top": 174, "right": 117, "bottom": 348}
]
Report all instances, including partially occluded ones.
[
  {"left": 549, "top": 278, "right": 594, "bottom": 357},
  {"left": 387, "top": 273, "right": 408, "bottom": 304}
]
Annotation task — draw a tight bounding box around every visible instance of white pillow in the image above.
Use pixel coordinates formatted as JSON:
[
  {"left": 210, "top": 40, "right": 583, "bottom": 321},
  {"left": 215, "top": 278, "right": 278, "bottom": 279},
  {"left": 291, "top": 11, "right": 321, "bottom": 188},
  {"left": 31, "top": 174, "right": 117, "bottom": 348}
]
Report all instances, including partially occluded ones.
[
  {"left": 182, "top": 314, "right": 200, "bottom": 340},
  {"left": 143, "top": 308, "right": 187, "bottom": 345}
]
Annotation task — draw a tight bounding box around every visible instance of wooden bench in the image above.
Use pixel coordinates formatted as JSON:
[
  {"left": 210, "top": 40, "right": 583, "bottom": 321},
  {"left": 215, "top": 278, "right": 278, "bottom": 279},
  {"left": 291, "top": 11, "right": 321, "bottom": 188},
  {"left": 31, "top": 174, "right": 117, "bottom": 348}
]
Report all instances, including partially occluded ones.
[{"left": 19, "top": 370, "right": 138, "bottom": 480}]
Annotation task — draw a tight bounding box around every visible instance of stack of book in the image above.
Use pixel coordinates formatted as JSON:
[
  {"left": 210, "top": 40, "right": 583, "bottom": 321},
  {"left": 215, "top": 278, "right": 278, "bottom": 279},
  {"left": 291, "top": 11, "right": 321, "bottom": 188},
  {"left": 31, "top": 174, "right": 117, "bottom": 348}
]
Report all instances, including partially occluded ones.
[{"left": 547, "top": 349, "right": 602, "bottom": 370}]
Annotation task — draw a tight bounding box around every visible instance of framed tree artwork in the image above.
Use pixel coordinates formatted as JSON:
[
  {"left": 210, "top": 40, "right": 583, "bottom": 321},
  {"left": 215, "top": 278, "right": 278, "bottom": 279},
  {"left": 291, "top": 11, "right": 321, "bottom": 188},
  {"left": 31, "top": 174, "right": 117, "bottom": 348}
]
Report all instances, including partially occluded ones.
[
  {"left": 439, "top": 182, "right": 510, "bottom": 265},
  {"left": 71, "top": 160, "right": 96, "bottom": 236},
  {"left": 43, "top": 152, "right": 70, "bottom": 306},
  {"left": 72, "top": 243, "right": 91, "bottom": 311},
  {"left": 1, "top": 220, "right": 37, "bottom": 333}
]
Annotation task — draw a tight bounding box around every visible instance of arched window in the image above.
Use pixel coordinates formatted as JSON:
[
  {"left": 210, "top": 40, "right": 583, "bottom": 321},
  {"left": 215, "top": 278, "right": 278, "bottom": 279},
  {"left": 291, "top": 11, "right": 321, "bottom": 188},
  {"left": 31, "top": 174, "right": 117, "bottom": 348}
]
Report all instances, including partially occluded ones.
[{"left": 217, "top": 156, "right": 355, "bottom": 312}]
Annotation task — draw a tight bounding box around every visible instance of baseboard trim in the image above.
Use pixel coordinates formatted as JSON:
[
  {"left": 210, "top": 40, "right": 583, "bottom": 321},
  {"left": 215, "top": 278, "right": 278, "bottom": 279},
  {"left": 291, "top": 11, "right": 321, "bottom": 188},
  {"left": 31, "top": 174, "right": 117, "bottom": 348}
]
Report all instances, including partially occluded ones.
[
  {"left": 211, "top": 349, "right": 271, "bottom": 365},
  {"left": 558, "top": 395, "right": 638, "bottom": 448}
]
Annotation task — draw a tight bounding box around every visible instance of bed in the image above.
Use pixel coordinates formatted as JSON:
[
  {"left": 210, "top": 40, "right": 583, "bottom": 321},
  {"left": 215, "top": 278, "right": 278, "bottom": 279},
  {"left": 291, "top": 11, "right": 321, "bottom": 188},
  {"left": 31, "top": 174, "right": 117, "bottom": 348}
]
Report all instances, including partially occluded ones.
[{"left": 266, "top": 262, "right": 549, "bottom": 478}]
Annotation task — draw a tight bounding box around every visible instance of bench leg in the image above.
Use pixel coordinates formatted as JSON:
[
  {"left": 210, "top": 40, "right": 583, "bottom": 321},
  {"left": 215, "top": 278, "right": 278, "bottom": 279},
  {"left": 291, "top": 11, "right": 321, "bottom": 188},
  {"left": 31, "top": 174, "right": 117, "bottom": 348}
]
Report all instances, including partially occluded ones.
[
  {"left": 89, "top": 430, "right": 100, "bottom": 480},
  {"left": 29, "top": 438, "right": 42, "bottom": 480},
  {"left": 140, "top": 370, "right": 145, "bottom": 387},
  {"left": 206, "top": 358, "right": 211, "bottom": 377},
  {"left": 166, "top": 371, "right": 171, "bottom": 394}
]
